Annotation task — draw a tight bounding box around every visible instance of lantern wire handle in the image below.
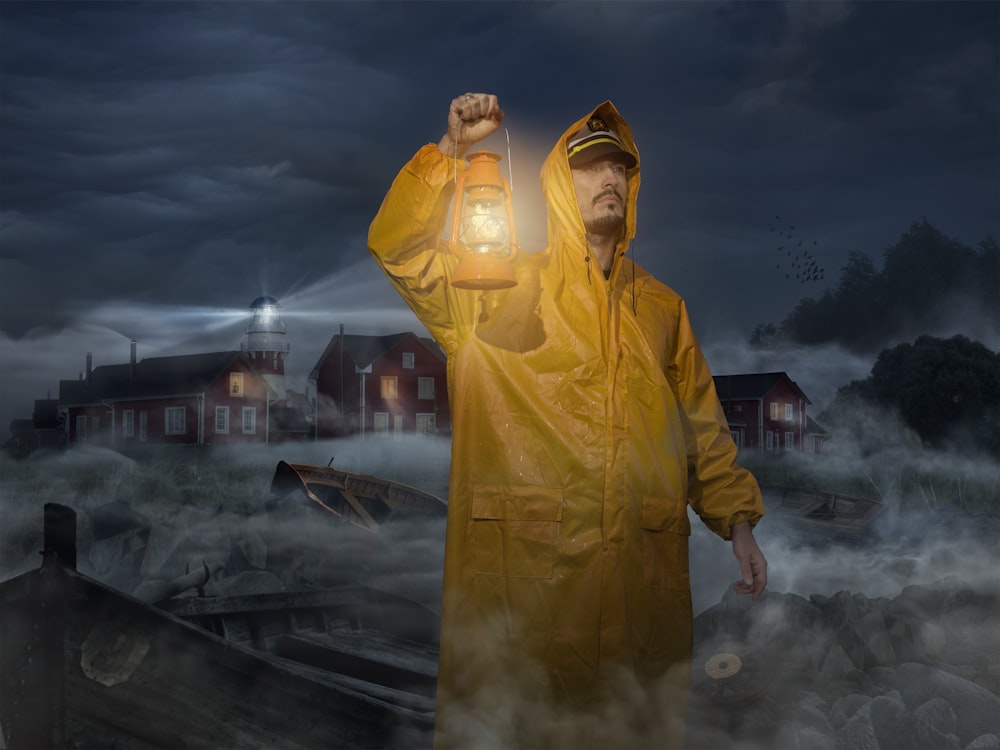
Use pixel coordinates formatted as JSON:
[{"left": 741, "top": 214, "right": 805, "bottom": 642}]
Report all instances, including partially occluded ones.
[{"left": 505, "top": 127, "right": 514, "bottom": 198}]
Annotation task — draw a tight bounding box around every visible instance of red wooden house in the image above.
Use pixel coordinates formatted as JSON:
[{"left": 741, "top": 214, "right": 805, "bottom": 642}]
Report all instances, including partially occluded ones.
[
  {"left": 58, "top": 348, "right": 305, "bottom": 447},
  {"left": 310, "top": 329, "right": 450, "bottom": 439},
  {"left": 713, "top": 371, "right": 825, "bottom": 453}
]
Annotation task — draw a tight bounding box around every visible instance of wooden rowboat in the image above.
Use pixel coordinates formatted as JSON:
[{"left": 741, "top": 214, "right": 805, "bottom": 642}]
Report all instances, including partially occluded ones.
[
  {"left": 760, "top": 485, "right": 886, "bottom": 540},
  {"left": 269, "top": 460, "right": 448, "bottom": 533}
]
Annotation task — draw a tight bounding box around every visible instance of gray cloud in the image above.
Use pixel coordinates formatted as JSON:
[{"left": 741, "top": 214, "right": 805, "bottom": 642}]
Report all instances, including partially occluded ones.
[{"left": 1, "top": 1, "right": 996, "bottom": 428}]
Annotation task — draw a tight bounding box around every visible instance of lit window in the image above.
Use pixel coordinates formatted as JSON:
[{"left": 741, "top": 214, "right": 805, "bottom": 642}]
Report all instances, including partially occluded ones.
[
  {"left": 785, "top": 404, "right": 794, "bottom": 423},
  {"left": 242, "top": 407, "right": 256, "bottom": 435},
  {"left": 381, "top": 376, "right": 398, "bottom": 399},
  {"left": 230, "top": 373, "right": 244, "bottom": 396},
  {"left": 373, "top": 412, "right": 389, "bottom": 435},
  {"left": 416, "top": 413, "right": 436, "bottom": 435},
  {"left": 165, "top": 407, "right": 186, "bottom": 435},
  {"left": 122, "top": 410, "right": 135, "bottom": 438},
  {"left": 402, "top": 352, "right": 415, "bottom": 369},
  {"left": 769, "top": 402, "right": 779, "bottom": 420},
  {"left": 216, "top": 406, "right": 229, "bottom": 434},
  {"left": 418, "top": 377, "right": 435, "bottom": 400}
]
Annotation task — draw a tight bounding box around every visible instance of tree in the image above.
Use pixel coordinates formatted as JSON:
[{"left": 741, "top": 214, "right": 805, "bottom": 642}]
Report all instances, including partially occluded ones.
[{"left": 823, "top": 335, "right": 1000, "bottom": 455}]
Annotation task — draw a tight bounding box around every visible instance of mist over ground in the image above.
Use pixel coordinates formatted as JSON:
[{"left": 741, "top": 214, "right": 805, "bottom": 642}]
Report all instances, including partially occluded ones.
[
  {"left": 2, "top": 432, "right": 998, "bottom": 749},
  {"left": 2, "top": 430, "right": 996, "bottom": 615}
]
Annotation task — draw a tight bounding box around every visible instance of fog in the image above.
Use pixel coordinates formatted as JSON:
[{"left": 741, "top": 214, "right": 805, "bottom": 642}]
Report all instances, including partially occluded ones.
[{"left": 2, "top": 427, "right": 997, "bottom": 749}]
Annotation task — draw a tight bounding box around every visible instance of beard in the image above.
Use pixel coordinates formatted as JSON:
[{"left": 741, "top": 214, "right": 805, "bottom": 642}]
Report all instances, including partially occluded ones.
[{"left": 584, "top": 212, "right": 625, "bottom": 237}]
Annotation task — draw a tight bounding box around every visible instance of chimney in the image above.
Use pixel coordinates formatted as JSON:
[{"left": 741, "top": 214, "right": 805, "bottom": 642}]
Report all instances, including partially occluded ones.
[
  {"left": 86, "top": 352, "right": 93, "bottom": 383},
  {"left": 130, "top": 340, "right": 137, "bottom": 379}
]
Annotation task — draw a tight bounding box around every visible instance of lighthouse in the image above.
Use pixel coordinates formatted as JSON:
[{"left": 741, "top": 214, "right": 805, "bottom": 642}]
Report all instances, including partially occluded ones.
[{"left": 243, "top": 296, "right": 289, "bottom": 395}]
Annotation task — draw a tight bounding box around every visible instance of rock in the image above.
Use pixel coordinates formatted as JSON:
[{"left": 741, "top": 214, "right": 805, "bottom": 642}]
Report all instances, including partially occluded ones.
[
  {"left": 965, "top": 735, "right": 1000, "bottom": 750},
  {"left": 798, "top": 726, "right": 837, "bottom": 750},
  {"left": 830, "top": 693, "right": 872, "bottom": 729},
  {"left": 916, "top": 696, "right": 958, "bottom": 738},
  {"left": 869, "top": 692, "right": 911, "bottom": 750},
  {"left": 897, "top": 662, "right": 1000, "bottom": 742},
  {"left": 833, "top": 702, "right": 879, "bottom": 750},
  {"left": 89, "top": 499, "right": 148, "bottom": 541},
  {"left": 856, "top": 609, "right": 896, "bottom": 668}
]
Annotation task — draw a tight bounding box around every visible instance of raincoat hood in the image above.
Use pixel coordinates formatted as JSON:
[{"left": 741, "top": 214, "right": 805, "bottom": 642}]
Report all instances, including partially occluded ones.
[{"left": 540, "top": 101, "right": 641, "bottom": 258}]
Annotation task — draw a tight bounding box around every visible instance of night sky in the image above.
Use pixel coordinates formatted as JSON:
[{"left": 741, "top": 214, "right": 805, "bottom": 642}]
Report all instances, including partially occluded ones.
[{"left": 1, "top": 1, "right": 997, "bottom": 429}]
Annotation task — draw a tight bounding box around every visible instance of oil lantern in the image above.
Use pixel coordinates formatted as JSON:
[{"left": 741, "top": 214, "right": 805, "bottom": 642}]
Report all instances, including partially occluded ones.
[{"left": 450, "top": 150, "right": 518, "bottom": 290}]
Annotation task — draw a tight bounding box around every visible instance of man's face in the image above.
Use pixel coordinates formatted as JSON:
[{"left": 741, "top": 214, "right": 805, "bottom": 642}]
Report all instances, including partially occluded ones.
[{"left": 571, "top": 157, "right": 629, "bottom": 236}]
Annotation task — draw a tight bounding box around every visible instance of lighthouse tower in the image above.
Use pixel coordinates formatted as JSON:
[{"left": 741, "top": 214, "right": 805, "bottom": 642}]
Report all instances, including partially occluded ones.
[{"left": 243, "top": 296, "right": 289, "bottom": 396}]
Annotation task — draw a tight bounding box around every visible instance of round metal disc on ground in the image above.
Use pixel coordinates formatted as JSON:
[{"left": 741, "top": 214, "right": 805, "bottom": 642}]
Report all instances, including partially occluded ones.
[
  {"left": 705, "top": 652, "right": 743, "bottom": 679},
  {"left": 691, "top": 642, "right": 772, "bottom": 707}
]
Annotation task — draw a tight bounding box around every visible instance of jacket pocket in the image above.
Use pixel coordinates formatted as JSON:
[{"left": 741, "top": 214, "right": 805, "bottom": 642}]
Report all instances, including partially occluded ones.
[
  {"left": 639, "top": 496, "right": 691, "bottom": 591},
  {"left": 471, "top": 486, "right": 563, "bottom": 579}
]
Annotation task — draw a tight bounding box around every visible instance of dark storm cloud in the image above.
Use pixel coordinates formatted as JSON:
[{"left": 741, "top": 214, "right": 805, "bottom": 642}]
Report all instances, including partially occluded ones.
[{"left": 1, "top": 1, "right": 997, "bottom": 428}]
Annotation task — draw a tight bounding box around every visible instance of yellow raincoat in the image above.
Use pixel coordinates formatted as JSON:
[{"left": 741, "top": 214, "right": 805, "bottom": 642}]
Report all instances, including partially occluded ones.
[{"left": 369, "top": 102, "right": 763, "bottom": 749}]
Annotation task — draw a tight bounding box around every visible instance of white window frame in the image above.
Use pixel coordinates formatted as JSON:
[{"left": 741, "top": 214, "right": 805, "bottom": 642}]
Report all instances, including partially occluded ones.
[
  {"left": 216, "top": 405, "right": 230, "bottom": 434},
  {"left": 416, "top": 413, "right": 436, "bottom": 435},
  {"left": 139, "top": 412, "right": 148, "bottom": 442},
  {"left": 241, "top": 407, "right": 256, "bottom": 435},
  {"left": 230, "top": 372, "right": 244, "bottom": 396},
  {"left": 381, "top": 376, "right": 398, "bottom": 399},
  {"left": 394, "top": 414, "right": 403, "bottom": 436},
  {"left": 402, "top": 352, "right": 415, "bottom": 369},
  {"left": 165, "top": 407, "right": 186, "bottom": 435},
  {"left": 418, "top": 377, "right": 435, "bottom": 400},
  {"left": 784, "top": 431, "right": 795, "bottom": 450},
  {"left": 373, "top": 411, "right": 389, "bottom": 435},
  {"left": 730, "top": 429, "right": 742, "bottom": 449},
  {"left": 769, "top": 402, "right": 779, "bottom": 420},
  {"left": 785, "top": 403, "right": 794, "bottom": 423},
  {"left": 122, "top": 409, "right": 135, "bottom": 438},
  {"left": 765, "top": 431, "right": 774, "bottom": 451}
]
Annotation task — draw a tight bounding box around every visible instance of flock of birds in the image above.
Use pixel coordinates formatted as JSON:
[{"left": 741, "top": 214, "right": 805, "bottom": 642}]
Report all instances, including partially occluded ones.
[{"left": 770, "top": 216, "right": 825, "bottom": 285}]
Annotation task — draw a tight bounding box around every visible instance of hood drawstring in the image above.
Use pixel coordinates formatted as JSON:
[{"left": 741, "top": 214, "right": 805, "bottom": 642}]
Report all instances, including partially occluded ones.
[
  {"left": 628, "top": 239, "right": 637, "bottom": 315},
  {"left": 584, "top": 254, "right": 592, "bottom": 284}
]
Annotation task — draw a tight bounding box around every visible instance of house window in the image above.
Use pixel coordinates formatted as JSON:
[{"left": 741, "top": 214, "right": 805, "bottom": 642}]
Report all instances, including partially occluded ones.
[
  {"left": 216, "top": 405, "right": 229, "bottom": 434},
  {"left": 730, "top": 430, "right": 742, "bottom": 449},
  {"left": 733, "top": 404, "right": 743, "bottom": 413},
  {"left": 139, "top": 412, "right": 148, "bottom": 442},
  {"left": 242, "top": 407, "right": 256, "bottom": 435},
  {"left": 76, "top": 415, "right": 87, "bottom": 440},
  {"left": 373, "top": 411, "right": 389, "bottom": 435},
  {"left": 785, "top": 404, "right": 794, "bottom": 423},
  {"left": 381, "top": 376, "right": 398, "bottom": 399},
  {"left": 122, "top": 410, "right": 135, "bottom": 438},
  {"left": 784, "top": 431, "right": 795, "bottom": 450},
  {"left": 402, "top": 352, "right": 415, "bottom": 369},
  {"left": 91, "top": 416, "right": 100, "bottom": 433},
  {"left": 765, "top": 431, "right": 774, "bottom": 451},
  {"left": 769, "top": 402, "right": 779, "bottom": 420},
  {"left": 230, "top": 373, "right": 244, "bottom": 396},
  {"left": 418, "top": 377, "right": 435, "bottom": 400},
  {"left": 165, "top": 407, "right": 185, "bottom": 435},
  {"left": 416, "top": 413, "right": 436, "bottom": 435}
]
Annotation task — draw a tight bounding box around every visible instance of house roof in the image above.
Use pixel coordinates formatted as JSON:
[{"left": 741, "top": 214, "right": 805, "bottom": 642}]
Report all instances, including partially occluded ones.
[
  {"left": 713, "top": 371, "right": 811, "bottom": 404},
  {"left": 309, "top": 332, "right": 446, "bottom": 380},
  {"left": 59, "top": 351, "right": 268, "bottom": 405}
]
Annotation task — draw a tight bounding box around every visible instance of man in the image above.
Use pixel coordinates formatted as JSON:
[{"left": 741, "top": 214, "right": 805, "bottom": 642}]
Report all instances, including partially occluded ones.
[{"left": 369, "top": 93, "right": 767, "bottom": 749}]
